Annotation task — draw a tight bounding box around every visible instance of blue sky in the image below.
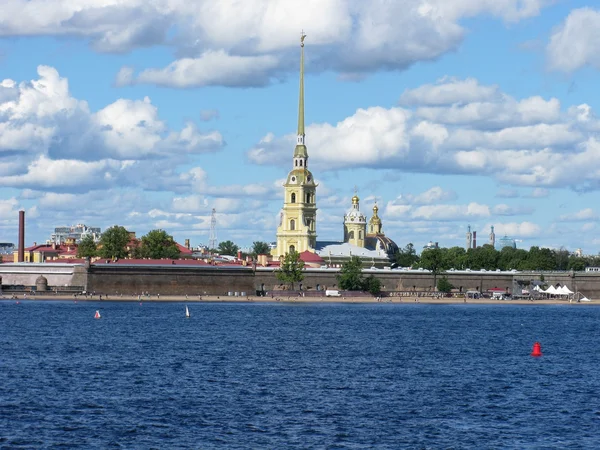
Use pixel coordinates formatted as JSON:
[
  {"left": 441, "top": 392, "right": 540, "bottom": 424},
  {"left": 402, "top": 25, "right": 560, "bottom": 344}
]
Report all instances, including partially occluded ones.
[{"left": 1, "top": 0, "right": 600, "bottom": 254}]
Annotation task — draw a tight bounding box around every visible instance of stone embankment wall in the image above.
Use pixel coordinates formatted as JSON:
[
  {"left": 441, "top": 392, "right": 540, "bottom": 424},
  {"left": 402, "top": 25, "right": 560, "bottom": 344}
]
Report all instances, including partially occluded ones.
[
  {"left": 86, "top": 264, "right": 255, "bottom": 296},
  {"left": 2, "top": 263, "right": 600, "bottom": 299},
  {"left": 0, "top": 263, "right": 87, "bottom": 288},
  {"left": 254, "top": 269, "right": 515, "bottom": 294}
]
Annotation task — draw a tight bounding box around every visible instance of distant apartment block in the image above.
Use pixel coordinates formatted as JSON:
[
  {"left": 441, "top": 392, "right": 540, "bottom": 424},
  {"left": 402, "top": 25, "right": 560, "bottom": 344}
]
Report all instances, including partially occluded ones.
[{"left": 51, "top": 224, "right": 101, "bottom": 244}]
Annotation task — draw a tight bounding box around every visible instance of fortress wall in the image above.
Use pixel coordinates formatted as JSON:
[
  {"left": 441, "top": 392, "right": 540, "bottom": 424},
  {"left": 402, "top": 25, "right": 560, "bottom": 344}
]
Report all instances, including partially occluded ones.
[
  {"left": 0, "top": 263, "right": 83, "bottom": 287},
  {"left": 515, "top": 272, "right": 599, "bottom": 298},
  {"left": 86, "top": 265, "right": 255, "bottom": 296},
  {"left": 3, "top": 263, "right": 600, "bottom": 299},
  {"left": 254, "top": 269, "right": 515, "bottom": 293}
]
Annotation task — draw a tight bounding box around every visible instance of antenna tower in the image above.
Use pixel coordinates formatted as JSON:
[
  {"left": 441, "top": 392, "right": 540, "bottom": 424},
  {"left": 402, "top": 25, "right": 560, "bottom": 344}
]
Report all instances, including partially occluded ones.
[{"left": 209, "top": 208, "right": 217, "bottom": 250}]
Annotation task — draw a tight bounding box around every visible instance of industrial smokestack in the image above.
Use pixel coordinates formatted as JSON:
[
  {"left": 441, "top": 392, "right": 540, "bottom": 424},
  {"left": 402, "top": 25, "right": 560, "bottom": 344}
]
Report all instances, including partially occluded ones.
[
  {"left": 185, "top": 239, "right": 190, "bottom": 249},
  {"left": 472, "top": 231, "right": 477, "bottom": 249},
  {"left": 18, "top": 210, "right": 25, "bottom": 262}
]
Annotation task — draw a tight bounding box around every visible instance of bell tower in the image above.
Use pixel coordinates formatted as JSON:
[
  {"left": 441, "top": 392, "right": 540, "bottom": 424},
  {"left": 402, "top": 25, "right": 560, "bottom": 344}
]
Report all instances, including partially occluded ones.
[
  {"left": 344, "top": 190, "right": 367, "bottom": 247},
  {"left": 273, "top": 31, "right": 318, "bottom": 258}
]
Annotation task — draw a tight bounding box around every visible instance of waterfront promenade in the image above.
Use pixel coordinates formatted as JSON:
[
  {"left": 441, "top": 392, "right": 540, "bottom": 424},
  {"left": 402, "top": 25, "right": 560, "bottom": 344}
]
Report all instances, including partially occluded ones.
[{"left": 3, "top": 293, "right": 595, "bottom": 305}]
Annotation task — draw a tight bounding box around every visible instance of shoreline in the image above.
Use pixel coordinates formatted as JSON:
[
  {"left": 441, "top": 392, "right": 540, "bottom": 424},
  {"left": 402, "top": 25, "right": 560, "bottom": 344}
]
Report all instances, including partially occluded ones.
[{"left": 2, "top": 294, "right": 596, "bottom": 305}]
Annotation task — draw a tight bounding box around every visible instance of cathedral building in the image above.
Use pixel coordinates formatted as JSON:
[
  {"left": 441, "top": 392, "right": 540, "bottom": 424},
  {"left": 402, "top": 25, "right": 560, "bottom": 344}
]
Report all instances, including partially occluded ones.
[
  {"left": 272, "top": 32, "right": 317, "bottom": 258},
  {"left": 272, "top": 34, "right": 398, "bottom": 267}
]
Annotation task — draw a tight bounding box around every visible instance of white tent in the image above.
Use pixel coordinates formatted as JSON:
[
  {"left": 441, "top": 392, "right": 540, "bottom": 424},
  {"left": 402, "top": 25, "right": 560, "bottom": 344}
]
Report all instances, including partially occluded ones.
[
  {"left": 545, "top": 285, "right": 557, "bottom": 295},
  {"left": 560, "top": 286, "right": 574, "bottom": 295}
]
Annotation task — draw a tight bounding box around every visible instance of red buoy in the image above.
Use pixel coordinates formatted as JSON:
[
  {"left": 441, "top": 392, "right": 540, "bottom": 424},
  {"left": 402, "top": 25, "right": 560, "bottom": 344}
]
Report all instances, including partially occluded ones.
[{"left": 531, "top": 342, "right": 542, "bottom": 357}]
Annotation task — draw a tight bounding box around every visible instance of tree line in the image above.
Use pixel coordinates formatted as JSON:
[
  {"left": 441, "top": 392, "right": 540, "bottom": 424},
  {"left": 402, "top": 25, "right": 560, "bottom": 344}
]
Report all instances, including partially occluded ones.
[
  {"left": 76, "top": 226, "right": 182, "bottom": 259},
  {"left": 76, "top": 227, "right": 274, "bottom": 260},
  {"left": 395, "top": 243, "right": 600, "bottom": 272}
]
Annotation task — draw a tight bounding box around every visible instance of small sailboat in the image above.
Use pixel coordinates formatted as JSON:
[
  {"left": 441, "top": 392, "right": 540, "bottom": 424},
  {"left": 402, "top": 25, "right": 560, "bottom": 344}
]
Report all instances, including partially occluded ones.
[
  {"left": 94, "top": 310, "right": 101, "bottom": 319},
  {"left": 185, "top": 305, "right": 190, "bottom": 318}
]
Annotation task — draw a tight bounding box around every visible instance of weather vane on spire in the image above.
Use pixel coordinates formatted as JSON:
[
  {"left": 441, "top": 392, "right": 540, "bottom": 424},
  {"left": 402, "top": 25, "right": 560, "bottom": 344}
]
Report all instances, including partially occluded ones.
[{"left": 300, "top": 30, "right": 306, "bottom": 47}]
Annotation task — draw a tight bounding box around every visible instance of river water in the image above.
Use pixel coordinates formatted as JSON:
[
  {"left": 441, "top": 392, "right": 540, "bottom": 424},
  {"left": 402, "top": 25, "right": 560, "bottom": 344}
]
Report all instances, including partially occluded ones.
[{"left": 1, "top": 301, "right": 599, "bottom": 448}]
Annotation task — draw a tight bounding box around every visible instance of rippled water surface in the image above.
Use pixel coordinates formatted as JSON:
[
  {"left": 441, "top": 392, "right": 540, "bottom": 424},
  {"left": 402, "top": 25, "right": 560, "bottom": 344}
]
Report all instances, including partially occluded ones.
[{"left": 1, "top": 301, "right": 600, "bottom": 448}]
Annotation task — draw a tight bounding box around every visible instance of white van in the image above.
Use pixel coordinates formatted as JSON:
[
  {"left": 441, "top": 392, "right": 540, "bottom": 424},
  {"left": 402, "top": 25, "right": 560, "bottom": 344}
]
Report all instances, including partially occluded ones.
[{"left": 325, "top": 290, "right": 341, "bottom": 297}]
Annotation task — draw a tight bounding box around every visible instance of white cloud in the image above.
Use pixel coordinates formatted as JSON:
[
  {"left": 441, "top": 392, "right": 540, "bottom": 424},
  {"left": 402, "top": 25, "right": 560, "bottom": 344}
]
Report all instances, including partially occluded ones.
[
  {"left": 411, "top": 202, "right": 490, "bottom": 220},
  {"left": 126, "top": 51, "right": 280, "bottom": 88},
  {"left": 384, "top": 200, "right": 491, "bottom": 221},
  {"left": 581, "top": 223, "right": 596, "bottom": 232},
  {"left": 547, "top": 8, "right": 600, "bottom": 73},
  {"left": 415, "top": 95, "right": 561, "bottom": 128},
  {"left": 400, "top": 77, "right": 499, "bottom": 106},
  {"left": 0, "top": 0, "right": 553, "bottom": 87},
  {"left": 200, "top": 109, "right": 219, "bottom": 121},
  {"left": 0, "top": 66, "right": 224, "bottom": 191},
  {"left": 248, "top": 76, "right": 600, "bottom": 191},
  {"left": 392, "top": 186, "right": 456, "bottom": 205},
  {"left": 492, "top": 204, "right": 534, "bottom": 216},
  {"left": 0, "top": 197, "right": 20, "bottom": 217},
  {"left": 172, "top": 195, "right": 208, "bottom": 213},
  {"left": 528, "top": 188, "right": 549, "bottom": 198},
  {"left": 559, "top": 208, "right": 597, "bottom": 221},
  {"left": 496, "top": 188, "right": 519, "bottom": 198},
  {"left": 489, "top": 221, "right": 541, "bottom": 237},
  {"left": 249, "top": 106, "right": 412, "bottom": 169}
]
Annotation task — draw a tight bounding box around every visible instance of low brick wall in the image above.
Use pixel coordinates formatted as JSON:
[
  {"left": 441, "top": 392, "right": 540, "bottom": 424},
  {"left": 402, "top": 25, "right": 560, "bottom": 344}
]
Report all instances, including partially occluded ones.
[{"left": 86, "top": 264, "right": 255, "bottom": 296}]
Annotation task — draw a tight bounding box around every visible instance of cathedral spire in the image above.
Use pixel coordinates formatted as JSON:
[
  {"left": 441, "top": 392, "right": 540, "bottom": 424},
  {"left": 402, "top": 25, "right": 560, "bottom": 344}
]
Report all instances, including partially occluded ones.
[{"left": 294, "top": 31, "right": 308, "bottom": 158}]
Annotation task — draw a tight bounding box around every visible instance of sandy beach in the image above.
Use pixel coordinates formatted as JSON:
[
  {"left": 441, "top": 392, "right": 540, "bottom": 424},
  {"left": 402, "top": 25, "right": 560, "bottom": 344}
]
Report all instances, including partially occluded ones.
[{"left": 3, "top": 293, "right": 596, "bottom": 305}]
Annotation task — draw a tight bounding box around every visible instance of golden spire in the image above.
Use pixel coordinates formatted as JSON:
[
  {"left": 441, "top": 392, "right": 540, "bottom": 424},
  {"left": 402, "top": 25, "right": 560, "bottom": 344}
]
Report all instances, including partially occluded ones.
[
  {"left": 298, "top": 30, "right": 306, "bottom": 138},
  {"left": 294, "top": 31, "right": 308, "bottom": 159}
]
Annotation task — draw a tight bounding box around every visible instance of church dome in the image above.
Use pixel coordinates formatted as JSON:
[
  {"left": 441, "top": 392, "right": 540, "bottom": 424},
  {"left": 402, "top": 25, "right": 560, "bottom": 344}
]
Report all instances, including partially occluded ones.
[
  {"left": 369, "top": 204, "right": 382, "bottom": 225},
  {"left": 345, "top": 209, "right": 366, "bottom": 222}
]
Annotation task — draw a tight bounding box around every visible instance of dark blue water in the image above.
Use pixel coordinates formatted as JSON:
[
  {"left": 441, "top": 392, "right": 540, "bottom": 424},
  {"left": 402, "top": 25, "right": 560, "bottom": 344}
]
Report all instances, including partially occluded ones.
[{"left": 1, "top": 301, "right": 600, "bottom": 448}]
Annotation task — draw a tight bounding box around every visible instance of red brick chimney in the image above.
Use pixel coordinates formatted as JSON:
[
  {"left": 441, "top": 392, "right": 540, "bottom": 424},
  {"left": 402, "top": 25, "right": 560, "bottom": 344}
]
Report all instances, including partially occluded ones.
[{"left": 18, "top": 210, "right": 25, "bottom": 262}]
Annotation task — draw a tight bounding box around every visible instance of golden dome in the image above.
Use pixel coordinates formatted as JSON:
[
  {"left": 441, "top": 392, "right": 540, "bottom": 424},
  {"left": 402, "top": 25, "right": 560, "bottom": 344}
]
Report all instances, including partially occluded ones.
[
  {"left": 370, "top": 204, "right": 381, "bottom": 224},
  {"left": 351, "top": 194, "right": 359, "bottom": 204}
]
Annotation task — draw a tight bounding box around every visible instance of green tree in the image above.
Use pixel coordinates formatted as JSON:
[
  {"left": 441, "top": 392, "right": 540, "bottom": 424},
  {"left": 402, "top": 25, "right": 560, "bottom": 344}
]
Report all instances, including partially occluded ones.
[
  {"left": 337, "top": 256, "right": 364, "bottom": 291},
  {"left": 444, "top": 246, "right": 467, "bottom": 270},
  {"left": 251, "top": 241, "right": 271, "bottom": 257},
  {"left": 554, "top": 247, "right": 570, "bottom": 271},
  {"left": 437, "top": 276, "right": 454, "bottom": 293},
  {"left": 138, "top": 229, "right": 181, "bottom": 259},
  {"left": 362, "top": 275, "right": 382, "bottom": 295},
  {"left": 217, "top": 240, "right": 239, "bottom": 256},
  {"left": 466, "top": 244, "right": 498, "bottom": 270},
  {"left": 276, "top": 250, "right": 304, "bottom": 290},
  {"left": 98, "top": 225, "right": 130, "bottom": 259},
  {"left": 525, "top": 246, "right": 555, "bottom": 271},
  {"left": 76, "top": 234, "right": 97, "bottom": 258},
  {"left": 395, "top": 243, "right": 419, "bottom": 267},
  {"left": 568, "top": 256, "right": 586, "bottom": 271},
  {"left": 419, "top": 247, "right": 449, "bottom": 290}
]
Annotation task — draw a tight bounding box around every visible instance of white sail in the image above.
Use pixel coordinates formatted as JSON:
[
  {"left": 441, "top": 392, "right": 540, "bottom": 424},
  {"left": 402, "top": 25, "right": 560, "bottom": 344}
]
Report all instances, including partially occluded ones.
[{"left": 185, "top": 305, "right": 190, "bottom": 318}]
